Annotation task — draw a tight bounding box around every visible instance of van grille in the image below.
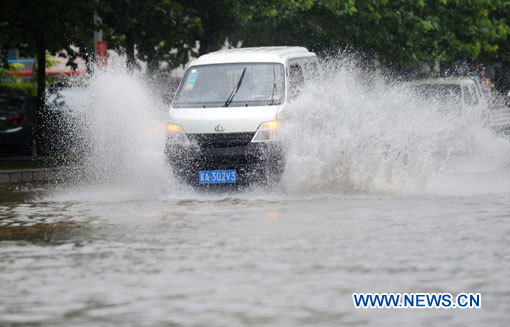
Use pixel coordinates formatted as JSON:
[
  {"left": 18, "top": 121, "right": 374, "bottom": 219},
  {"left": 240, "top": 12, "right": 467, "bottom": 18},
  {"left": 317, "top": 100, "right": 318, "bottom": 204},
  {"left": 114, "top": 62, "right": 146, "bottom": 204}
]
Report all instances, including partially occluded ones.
[{"left": 188, "top": 132, "right": 255, "bottom": 148}]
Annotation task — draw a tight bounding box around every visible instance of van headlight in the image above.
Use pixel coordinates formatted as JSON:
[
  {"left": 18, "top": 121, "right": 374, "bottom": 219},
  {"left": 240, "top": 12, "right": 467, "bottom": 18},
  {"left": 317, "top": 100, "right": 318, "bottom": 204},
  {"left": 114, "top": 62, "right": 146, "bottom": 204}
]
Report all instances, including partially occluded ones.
[
  {"left": 251, "top": 120, "right": 280, "bottom": 142},
  {"left": 167, "top": 123, "right": 184, "bottom": 133}
]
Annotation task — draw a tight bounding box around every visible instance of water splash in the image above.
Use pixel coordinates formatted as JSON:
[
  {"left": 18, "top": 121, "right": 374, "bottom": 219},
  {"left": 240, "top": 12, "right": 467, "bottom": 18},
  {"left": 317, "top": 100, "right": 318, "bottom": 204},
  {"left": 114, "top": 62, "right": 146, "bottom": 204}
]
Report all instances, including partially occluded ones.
[
  {"left": 281, "top": 57, "right": 510, "bottom": 195},
  {"left": 59, "top": 66, "right": 180, "bottom": 198},
  {"left": 54, "top": 58, "right": 510, "bottom": 198}
]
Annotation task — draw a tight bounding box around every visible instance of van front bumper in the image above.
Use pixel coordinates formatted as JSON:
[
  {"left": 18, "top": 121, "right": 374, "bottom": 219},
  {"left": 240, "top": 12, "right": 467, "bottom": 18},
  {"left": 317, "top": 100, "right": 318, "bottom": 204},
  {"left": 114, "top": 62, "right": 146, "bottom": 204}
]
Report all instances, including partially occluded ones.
[{"left": 165, "top": 141, "right": 286, "bottom": 185}]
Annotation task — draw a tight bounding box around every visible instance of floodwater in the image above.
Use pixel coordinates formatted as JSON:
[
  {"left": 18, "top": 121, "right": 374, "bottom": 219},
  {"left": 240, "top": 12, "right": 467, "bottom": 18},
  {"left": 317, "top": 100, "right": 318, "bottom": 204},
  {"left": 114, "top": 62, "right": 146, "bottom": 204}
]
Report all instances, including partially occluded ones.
[
  {"left": 1, "top": 185, "right": 509, "bottom": 326},
  {"left": 1, "top": 62, "right": 510, "bottom": 326}
]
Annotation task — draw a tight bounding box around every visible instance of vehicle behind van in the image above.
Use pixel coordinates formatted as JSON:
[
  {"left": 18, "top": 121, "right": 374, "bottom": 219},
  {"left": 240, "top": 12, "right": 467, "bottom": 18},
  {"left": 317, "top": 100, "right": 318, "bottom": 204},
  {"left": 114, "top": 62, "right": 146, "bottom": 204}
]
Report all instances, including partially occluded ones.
[
  {"left": 0, "top": 92, "right": 36, "bottom": 154},
  {"left": 409, "top": 77, "right": 510, "bottom": 133},
  {"left": 409, "top": 77, "right": 487, "bottom": 111},
  {"left": 165, "top": 46, "right": 317, "bottom": 185}
]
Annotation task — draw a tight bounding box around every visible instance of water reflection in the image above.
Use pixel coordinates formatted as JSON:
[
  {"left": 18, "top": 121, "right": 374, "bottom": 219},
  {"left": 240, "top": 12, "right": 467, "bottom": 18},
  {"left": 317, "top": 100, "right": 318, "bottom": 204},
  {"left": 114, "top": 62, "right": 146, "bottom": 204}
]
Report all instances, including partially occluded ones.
[
  {"left": 264, "top": 209, "right": 281, "bottom": 219},
  {"left": 0, "top": 221, "right": 85, "bottom": 243}
]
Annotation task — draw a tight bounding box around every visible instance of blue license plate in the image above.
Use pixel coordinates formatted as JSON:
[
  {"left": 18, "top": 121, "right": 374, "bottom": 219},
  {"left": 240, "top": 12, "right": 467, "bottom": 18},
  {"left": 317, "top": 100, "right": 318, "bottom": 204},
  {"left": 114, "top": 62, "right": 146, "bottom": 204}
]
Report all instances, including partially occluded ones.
[{"left": 199, "top": 170, "right": 237, "bottom": 184}]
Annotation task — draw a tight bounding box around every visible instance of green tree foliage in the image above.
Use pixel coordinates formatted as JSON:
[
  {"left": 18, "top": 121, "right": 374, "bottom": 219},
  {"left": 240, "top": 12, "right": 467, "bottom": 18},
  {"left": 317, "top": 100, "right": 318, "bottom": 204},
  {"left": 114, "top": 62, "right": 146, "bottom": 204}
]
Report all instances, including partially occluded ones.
[
  {"left": 178, "top": 0, "right": 242, "bottom": 55},
  {"left": 97, "top": 0, "right": 199, "bottom": 73},
  {"left": 480, "top": 0, "right": 510, "bottom": 63},
  {"left": 1, "top": 0, "right": 508, "bottom": 79},
  {"left": 235, "top": 0, "right": 509, "bottom": 69}
]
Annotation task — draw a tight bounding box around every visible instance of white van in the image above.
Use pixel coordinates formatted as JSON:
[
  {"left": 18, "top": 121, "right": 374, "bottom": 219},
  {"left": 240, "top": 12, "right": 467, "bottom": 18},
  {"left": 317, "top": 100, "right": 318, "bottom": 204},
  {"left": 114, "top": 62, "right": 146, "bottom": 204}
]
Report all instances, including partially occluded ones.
[{"left": 165, "top": 46, "right": 317, "bottom": 185}]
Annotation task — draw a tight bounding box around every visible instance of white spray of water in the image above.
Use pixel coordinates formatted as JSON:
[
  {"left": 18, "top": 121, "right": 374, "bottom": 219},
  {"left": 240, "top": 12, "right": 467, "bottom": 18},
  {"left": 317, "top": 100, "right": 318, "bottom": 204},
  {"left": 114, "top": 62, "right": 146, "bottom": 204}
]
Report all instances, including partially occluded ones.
[
  {"left": 56, "top": 59, "right": 510, "bottom": 199},
  {"left": 61, "top": 66, "right": 183, "bottom": 198},
  {"left": 281, "top": 58, "right": 510, "bottom": 195}
]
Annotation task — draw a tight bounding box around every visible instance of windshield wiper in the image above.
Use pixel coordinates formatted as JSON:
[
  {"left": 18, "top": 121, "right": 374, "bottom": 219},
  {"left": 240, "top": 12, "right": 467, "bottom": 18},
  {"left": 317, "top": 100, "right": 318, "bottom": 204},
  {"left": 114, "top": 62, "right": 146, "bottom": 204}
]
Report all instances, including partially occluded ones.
[
  {"left": 270, "top": 67, "right": 277, "bottom": 105},
  {"left": 224, "top": 67, "right": 246, "bottom": 107}
]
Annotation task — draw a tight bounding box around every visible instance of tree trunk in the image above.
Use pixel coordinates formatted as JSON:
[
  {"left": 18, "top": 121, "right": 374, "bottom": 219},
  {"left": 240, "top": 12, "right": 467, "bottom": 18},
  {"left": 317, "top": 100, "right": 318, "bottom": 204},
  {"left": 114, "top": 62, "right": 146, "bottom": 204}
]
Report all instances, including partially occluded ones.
[
  {"left": 199, "top": 36, "right": 210, "bottom": 56},
  {"left": 35, "top": 34, "right": 47, "bottom": 156},
  {"left": 126, "top": 32, "right": 135, "bottom": 72},
  {"left": 147, "top": 53, "right": 159, "bottom": 75}
]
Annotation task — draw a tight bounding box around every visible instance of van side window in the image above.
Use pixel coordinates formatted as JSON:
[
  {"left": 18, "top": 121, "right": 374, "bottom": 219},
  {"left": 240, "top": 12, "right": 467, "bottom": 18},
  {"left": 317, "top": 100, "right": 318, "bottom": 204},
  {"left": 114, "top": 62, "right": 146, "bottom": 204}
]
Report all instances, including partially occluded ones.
[
  {"left": 302, "top": 62, "right": 317, "bottom": 80},
  {"left": 289, "top": 64, "right": 304, "bottom": 98}
]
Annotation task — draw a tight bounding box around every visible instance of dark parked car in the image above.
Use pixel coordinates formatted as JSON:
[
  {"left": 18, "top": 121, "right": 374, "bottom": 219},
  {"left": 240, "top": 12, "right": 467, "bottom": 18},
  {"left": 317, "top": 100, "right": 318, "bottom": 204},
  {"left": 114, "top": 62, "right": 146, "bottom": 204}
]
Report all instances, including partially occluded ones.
[{"left": 0, "top": 92, "right": 36, "bottom": 154}]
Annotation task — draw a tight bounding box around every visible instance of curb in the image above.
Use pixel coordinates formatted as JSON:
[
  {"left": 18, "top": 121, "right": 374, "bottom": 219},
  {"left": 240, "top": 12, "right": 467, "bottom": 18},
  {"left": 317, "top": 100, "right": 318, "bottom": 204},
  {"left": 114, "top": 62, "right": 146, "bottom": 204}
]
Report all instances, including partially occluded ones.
[{"left": 0, "top": 168, "right": 75, "bottom": 184}]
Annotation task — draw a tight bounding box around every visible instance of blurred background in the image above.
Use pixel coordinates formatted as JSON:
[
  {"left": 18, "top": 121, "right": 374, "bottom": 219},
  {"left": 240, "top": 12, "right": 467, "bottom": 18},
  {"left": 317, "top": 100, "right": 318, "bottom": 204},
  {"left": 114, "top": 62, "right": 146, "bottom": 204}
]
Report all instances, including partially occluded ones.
[{"left": 1, "top": 0, "right": 509, "bottom": 161}]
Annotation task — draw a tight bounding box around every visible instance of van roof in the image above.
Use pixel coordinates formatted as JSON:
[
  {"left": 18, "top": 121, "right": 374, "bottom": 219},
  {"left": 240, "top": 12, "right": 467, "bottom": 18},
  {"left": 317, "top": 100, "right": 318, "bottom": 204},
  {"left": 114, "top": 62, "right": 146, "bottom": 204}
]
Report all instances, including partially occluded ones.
[{"left": 189, "top": 46, "right": 316, "bottom": 66}]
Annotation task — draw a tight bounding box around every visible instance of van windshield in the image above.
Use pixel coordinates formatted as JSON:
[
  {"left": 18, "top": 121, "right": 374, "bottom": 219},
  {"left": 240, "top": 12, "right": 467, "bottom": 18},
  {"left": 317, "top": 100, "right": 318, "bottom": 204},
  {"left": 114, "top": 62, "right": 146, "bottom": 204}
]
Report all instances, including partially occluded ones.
[{"left": 173, "top": 63, "right": 285, "bottom": 108}]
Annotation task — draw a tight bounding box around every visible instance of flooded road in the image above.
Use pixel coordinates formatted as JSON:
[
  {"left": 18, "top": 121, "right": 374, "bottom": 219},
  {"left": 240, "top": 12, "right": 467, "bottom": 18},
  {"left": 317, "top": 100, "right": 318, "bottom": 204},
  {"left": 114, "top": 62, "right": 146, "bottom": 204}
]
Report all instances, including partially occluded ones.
[{"left": 1, "top": 184, "right": 509, "bottom": 326}]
